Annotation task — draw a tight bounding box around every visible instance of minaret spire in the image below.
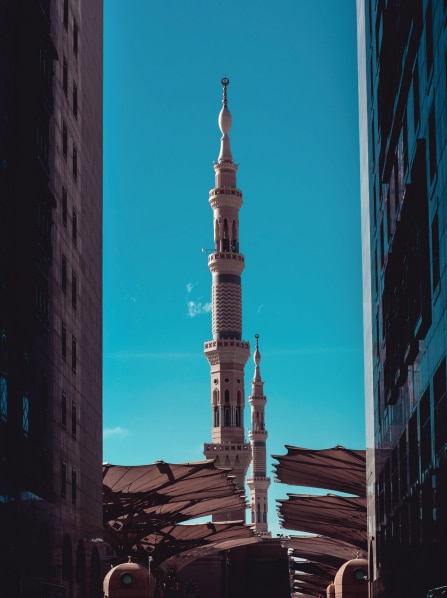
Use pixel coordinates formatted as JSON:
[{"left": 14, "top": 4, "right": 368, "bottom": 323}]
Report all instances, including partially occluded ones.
[
  {"left": 247, "top": 335, "right": 271, "bottom": 536},
  {"left": 218, "top": 77, "right": 233, "bottom": 163},
  {"left": 204, "top": 79, "right": 251, "bottom": 522}
]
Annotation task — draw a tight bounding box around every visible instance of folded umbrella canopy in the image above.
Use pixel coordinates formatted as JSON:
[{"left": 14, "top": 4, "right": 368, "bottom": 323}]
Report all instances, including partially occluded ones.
[
  {"left": 277, "top": 493, "right": 367, "bottom": 550},
  {"left": 273, "top": 445, "right": 366, "bottom": 498},
  {"left": 103, "top": 460, "right": 253, "bottom": 566}
]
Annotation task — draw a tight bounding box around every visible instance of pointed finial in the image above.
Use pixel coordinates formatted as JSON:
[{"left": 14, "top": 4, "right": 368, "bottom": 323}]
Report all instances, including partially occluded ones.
[
  {"left": 221, "top": 77, "right": 230, "bottom": 107},
  {"left": 254, "top": 334, "right": 261, "bottom": 369},
  {"left": 218, "top": 77, "right": 233, "bottom": 161}
]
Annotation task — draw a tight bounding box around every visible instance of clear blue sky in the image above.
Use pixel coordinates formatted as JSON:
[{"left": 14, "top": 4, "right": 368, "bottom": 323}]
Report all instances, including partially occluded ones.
[{"left": 103, "top": 0, "right": 363, "bottom": 536}]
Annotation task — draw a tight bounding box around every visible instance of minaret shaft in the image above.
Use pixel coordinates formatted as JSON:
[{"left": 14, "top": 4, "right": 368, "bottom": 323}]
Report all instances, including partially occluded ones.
[
  {"left": 247, "top": 335, "right": 271, "bottom": 537},
  {"left": 203, "top": 79, "right": 251, "bottom": 522}
]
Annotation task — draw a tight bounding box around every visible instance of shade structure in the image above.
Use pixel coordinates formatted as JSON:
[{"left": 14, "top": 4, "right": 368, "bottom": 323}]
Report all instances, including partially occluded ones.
[
  {"left": 292, "top": 574, "right": 330, "bottom": 595},
  {"left": 290, "top": 562, "right": 335, "bottom": 596},
  {"left": 103, "top": 460, "right": 252, "bottom": 566},
  {"left": 291, "top": 559, "right": 337, "bottom": 578},
  {"left": 138, "top": 521, "right": 257, "bottom": 566},
  {"left": 284, "top": 535, "right": 367, "bottom": 569},
  {"left": 157, "top": 525, "right": 260, "bottom": 573},
  {"left": 277, "top": 494, "right": 367, "bottom": 550},
  {"left": 273, "top": 445, "right": 366, "bottom": 498}
]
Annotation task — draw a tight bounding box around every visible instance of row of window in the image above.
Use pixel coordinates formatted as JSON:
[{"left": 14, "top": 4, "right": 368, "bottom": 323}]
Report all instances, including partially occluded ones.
[
  {"left": 377, "top": 357, "right": 447, "bottom": 525},
  {"left": 62, "top": 122, "right": 78, "bottom": 181},
  {"left": 213, "top": 406, "right": 242, "bottom": 427},
  {"left": 62, "top": 187, "right": 78, "bottom": 242},
  {"left": 62, "top": 255, "right": 77, "bottom": 308},
  {"left": 61, "top": 323, "right": 77, "bottom": 373},
  {"left": 61, "top": 392, "right": 77, "bottom": 439},
  {"left": 63, "top": 0, "right": 78, "bottom": 57},
  {"left": 62, "top": 57, "right": 78, "bottom": 119},
  {"left": 61, "top": 460, "right": 77, "bottom": 504},
  {"left": 212, "top": 389, "right": 243, "bottom": 404}
]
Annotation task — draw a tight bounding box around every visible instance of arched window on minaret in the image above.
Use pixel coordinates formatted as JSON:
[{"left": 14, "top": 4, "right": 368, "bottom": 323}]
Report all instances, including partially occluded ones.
[
  {"left": 231, "top": 220, "right": 238, "bottom": 252},
  {"left": 214, "top": 219, "right": 220, "bottom": 251},
  {"left": 214, "top": 407, "right": 219, "bottom": 427},
  {"left": 236, "top": 390, "right": 241, "bottom": 405},
  {"left": 221, "top": 219, "right": 229, "bottom": 251},
  {"left": 251, "top": 510, "right": 255, "bottom": 523},
  {"left": 235, "top": 408, "right": 241, "bottom": 427},
  {"left": 213, "top": 389, "right": 219, "bottom": 405},
  {"left": 224, "top": 407, "right": 230, "bottom": 427},
  {"left": 224, "top": 389, "right": 230, "bottom": 403}
]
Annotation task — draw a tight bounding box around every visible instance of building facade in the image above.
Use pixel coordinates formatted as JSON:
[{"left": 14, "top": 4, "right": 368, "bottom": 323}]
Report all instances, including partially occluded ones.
[
  {"left": 357, "top": 1, "right": 447, "bottom": 596},
  {"left": 0, "top": 1, "right": 103, "bottom": 596},
  {"left": 203, "top": 78, "right": 251, "bottom": 522}
]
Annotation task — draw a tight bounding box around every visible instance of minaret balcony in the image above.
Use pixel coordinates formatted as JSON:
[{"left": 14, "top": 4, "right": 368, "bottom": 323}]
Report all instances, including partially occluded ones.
[
  {"left": 249, "top": 429, "right": 267, "bottom": 438},
  {"left": 204, "top": 339, "right": 250, "bottom": 366},
  {"left": 209, "top": 188, "right": 243, "bottom": 210},
  {"left": 208, "top": 252, "right": 245, "bottom": 275},
  {"left": 204, "top": 442, "right": 250, "bottom": 452}
]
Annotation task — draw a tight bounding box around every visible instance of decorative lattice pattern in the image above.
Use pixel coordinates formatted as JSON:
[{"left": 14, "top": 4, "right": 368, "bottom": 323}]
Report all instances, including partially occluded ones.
[{"left": 212, "top": 283, "right": 241, "bottom": 334}]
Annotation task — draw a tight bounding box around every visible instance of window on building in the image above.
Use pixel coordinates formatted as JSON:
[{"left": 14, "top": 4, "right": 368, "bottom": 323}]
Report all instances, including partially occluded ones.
[
  {"left": 432, "top": 212, "right": 440, "bottom": 291},
  {"left": 429, "top": 105, "right": 436, "bottom": 181},
  {"left": 408, "top": 411, "right": 419, "bottom": 486},
  {"left": 72, "top": 272, "right": 77, "bottom": 308},
  {"left": 72, "top": 401, "right": 77, "bottom": 438},
  {"left": 72, "top": 83, "right": 78, "bottom": 118},
  {"left": 420, "top": 388, "right": 431, "bottom": 471},
  {"left": 62, "top": 122, "right": 67, "bottom": 159},
  {"left": 61, "top": 392, "right": 67, "bottom": 429},
  {"left": 62, "top": 187, "right": 67, "bottom": 226},
  {"left": 426, "top": 1, "right": 434, "bottom": 77},
  {"left": 403, "top": 109, "right": 408, "bottom": 174},
  {"left": 73, "top": 209, "right": 77, "bottom": 244},
  {"left": 391, "top": 446, "right": 399, "bottom": 508},
  {"left": 72, "top": 145, "right": 77, "bottom": 181},
  {"left": 0, "top": 376, "right": 7, "bottom": 423},
  {"left": 22, "top": 395, "right": 29, "bottom": 437},
  {"left": 72, "top": 337, "right": 76, "bottom": 373},
  {"left": 62, "top": 255, "right": 67, "bottom": 293},
  {"left": 62, "top": 323, "right": 67, "bottom": 359},
  {"left": 63, "top": 56, "right": 68, "bottom": 95},
  {"left": 399, "top": 432, "right": 408, "bottom": 499},
  {"left": 61, "top": 461, "right": 67, "bottom": 498},
  {"left": 72, "top": 469, "right": 77, "bottom": 504},
  {"left": 63, "top": 0, "right": 68, "bottom": 30},
  {"left": 224, "top": 389, "right": 230, "bottom": 403},
  {"left": 434, "top": 358, "right": 447, "bottom": 454},
  {"left": 73, "top": 20, "right": 78, "bottom": 56},
  {"left": 413, "top": 61, "right": 420, "bottom": 129}
]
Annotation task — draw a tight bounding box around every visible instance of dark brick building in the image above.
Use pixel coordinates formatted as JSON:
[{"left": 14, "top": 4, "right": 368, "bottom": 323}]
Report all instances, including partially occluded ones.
[
  {"left": 0, "top": 1, "right": 103, "bottom": 595},
  {"left": 357, "top": 1, "right": 447, "bottom": 596}
]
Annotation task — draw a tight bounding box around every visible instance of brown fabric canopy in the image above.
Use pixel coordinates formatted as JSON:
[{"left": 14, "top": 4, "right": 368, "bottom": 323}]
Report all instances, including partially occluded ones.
[
  {"left": 273, "top": 445, "right": 366, "bottom": 497},
  {"left": 284, "top": 535, "right": 367, "bottom": 569},
  {"left": 103, "top": 460, "right": 253, "bottom": 566},
  {"left": 277, "top": 493, "right": 367, "bottom": 550},
  {"left": 138, "top": 521, "right": 257, "bottom": 566}
]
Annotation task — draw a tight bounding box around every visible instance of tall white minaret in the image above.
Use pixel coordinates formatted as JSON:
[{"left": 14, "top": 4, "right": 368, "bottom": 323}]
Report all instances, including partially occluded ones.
[
  {"left": 247, "top": 334, "right": 271, "bottom": 536},
  {"left": 203, "top": 78, "right": 251, "bottom": 522}
]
